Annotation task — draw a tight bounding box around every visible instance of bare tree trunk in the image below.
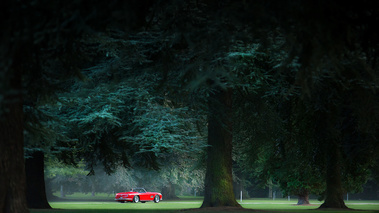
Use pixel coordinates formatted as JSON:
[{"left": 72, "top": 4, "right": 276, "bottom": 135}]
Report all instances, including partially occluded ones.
[
  {"left": 201, "top": 88, "right": 241, "bottom": 208},
  {"left": 0, "top": 68, "right": 29, "bottom": 213},
  {"left": 319, "top": 140, "right": 347, "bottom": 209},
  {"left": 60, "top": 185, "right": 65, "bottom": 198},
  {"left": 25, "top": 151, "right": 51, "bottom": 209},
  {"left": 297, "top": 189, "right": 310, "bottom": 205},
  {"left": 92, "top": 182, "right": 96, "bottom": 197}
]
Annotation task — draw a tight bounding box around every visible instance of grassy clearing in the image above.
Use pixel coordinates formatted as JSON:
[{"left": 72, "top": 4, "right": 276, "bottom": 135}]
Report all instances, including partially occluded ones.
[
  {"left": 52, "top": 192, "right": 116, "bottom": 200},
  {"left": 30, "top": 197, "right": 379, "bottom": 213},
  {"left": 240, "top": 198, "right": 379, "bottom": 212}
]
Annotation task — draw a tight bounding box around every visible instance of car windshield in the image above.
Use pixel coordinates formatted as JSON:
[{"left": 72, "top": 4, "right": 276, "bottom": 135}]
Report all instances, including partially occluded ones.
[{"left": 132, "top": 188, "right": 146, "bottom": 193}]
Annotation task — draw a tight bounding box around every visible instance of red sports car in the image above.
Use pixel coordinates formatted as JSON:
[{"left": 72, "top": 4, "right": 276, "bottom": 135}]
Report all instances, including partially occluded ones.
[{"left": 115, "top": 188, "right": 162, "bottom": 203}]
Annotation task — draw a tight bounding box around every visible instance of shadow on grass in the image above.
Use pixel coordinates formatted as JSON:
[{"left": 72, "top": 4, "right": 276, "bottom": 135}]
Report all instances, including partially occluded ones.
[
  {"left": 30, "top": 208, "right": 379, "bottom": 213},
  {"left": 31, "top": 210, "right": 180, "bottom": 213}
]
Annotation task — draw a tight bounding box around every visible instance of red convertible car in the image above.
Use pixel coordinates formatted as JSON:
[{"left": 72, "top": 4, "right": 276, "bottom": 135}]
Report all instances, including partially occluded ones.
[{"left": 115, "top": 188, "right": 162, "bottom": 203}]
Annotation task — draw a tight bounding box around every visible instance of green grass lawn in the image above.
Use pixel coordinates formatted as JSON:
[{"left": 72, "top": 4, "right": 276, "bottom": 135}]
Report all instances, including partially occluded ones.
[
  {"left": 51, "top": 192, "right": 116, "bottom": 200},
  {"left": 30, "top": 194, "right": 379, "bottom": 213}
]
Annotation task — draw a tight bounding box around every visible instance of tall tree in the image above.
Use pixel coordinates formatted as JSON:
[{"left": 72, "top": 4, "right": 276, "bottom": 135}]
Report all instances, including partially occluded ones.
[
  {"left": 152, "top": 1, "right": 250, "bottom": 207},
  {"left": 1, "top": 0, "right": 97, "bottom": 209},
  {"left": 0, "top": 50, "right": 28, "bottom": 213},
  {"left": 25, "top": 151, "right": 51, "bottom": 208},
  {"left": 1, "top": 1, "right": 36, "bottom": 211},
  {"left": 254, "top": 1, "right": 379, "bottom": 208},
  {"left": 16, "top": 1, "right": 157, "bottom": 209},
  {"left": 202, "top": 87, "right": 240, "bottom": 207}
]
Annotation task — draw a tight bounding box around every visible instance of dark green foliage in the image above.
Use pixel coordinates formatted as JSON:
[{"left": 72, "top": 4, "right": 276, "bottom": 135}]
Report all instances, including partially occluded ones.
[
  {"left": 2, "top": 0, "right": 379, "bottom": 211},
  {"left": 231, "top": 1, "right": 379, "bottom": 205},
  {"left": 41, "top": 29, "right": 209, "bottom": 174}
]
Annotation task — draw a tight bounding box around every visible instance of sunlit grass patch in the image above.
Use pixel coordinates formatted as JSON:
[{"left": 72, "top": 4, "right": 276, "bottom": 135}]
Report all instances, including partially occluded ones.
[
  {"left": 50, "top": 200, "right": 202, "bottom": 210},
  {"left": 29, "top": 198, "right": 379, "bottom": 213}
]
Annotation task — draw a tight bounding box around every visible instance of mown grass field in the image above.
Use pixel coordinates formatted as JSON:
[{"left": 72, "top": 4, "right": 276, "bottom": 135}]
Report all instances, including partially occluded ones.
[{"left": 30, "top": 194, "right": 379, "bottom": 213}]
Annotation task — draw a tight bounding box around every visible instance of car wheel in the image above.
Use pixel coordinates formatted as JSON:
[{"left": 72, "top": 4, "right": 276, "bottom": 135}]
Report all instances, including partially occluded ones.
[
  {"left": 133, "top": 196, "right": 139, "bottom": 203},
  {"left": 154, "top": 195, "right": 160, "bottom": 203}
]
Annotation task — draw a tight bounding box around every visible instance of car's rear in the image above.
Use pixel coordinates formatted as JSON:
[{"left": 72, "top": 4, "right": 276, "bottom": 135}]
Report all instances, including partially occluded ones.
[{"left": 115, "top": 192, "right": 133, "bottom": 202}]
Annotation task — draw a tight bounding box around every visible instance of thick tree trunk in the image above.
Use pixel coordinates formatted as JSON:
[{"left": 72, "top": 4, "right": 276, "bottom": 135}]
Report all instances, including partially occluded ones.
[
  {"left": 0, "top": 70, "right": 29, "bottom": 212},
  {"left": 296, "top": 189, "right": 310, "bottom": 205},
  {"left": 25, "top": 151, "right": 51, "bottom": 209},
  {"left": 319, "top": 141, "right": 348, "bottom": 209},
  {"left": 201, "top": 88, "right": 241, "bottom": 208}
]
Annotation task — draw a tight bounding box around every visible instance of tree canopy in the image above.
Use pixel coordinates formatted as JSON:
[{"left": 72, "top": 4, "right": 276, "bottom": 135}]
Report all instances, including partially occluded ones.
[{"left": 1, "top": 0, "right": 379, "bottom": 212}]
